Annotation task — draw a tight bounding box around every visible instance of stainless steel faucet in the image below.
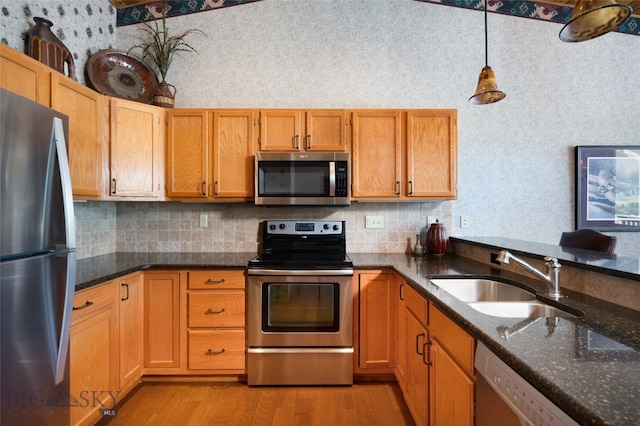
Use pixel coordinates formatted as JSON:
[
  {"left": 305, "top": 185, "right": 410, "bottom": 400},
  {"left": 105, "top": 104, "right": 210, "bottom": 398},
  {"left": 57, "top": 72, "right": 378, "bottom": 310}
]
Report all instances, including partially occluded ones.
[{"left": 496, "top": 250, "right": 562, "bottom": 300}]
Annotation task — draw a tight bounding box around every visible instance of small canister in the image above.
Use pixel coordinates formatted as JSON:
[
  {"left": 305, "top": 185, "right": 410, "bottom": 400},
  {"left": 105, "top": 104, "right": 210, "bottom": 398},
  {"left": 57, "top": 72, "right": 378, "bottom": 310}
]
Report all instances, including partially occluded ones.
[{"left": 426, "top": 219, "right": 448, "bottom": 255}]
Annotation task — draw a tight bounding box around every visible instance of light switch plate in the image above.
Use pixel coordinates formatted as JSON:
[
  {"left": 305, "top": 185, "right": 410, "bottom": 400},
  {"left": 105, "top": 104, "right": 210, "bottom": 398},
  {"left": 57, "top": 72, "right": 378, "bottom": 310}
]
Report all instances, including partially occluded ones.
[
  {"left": 200, "top": 214, "right": 208, "bottom": 228},
  {"left": 365, "top": 216, "right": 384, "bottom": 228}
]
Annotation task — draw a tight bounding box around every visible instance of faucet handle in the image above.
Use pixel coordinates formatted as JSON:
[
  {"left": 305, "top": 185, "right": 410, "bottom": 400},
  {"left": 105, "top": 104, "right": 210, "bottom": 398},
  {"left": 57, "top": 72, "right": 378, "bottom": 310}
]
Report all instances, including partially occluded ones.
[{"left": 544, "top": 257, "right": 561, "bottom": 268}]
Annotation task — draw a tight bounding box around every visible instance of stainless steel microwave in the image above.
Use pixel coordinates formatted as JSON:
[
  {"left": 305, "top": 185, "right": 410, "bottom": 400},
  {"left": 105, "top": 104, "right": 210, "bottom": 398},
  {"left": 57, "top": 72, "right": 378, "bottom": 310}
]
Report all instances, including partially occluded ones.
[{"left": 255, "top": 152, "right": 350, "bottom": 206}]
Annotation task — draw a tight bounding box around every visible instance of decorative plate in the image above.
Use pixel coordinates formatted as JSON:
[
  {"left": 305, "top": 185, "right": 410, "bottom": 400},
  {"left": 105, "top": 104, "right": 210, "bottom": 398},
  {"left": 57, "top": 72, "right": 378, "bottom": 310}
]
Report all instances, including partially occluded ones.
[{"left": 86, "top": 49, "right": 159, "bottom": 104}]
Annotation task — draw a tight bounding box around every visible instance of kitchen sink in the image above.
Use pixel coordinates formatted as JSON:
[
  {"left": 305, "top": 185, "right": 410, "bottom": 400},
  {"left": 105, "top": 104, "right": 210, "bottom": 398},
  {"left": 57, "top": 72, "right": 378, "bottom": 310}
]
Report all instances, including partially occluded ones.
[
  {"left": 467, "top": 301, "right": 576, "bottom": 318},
  {"left": 430, "top": 278, "right": 536, "bottom": 302}
]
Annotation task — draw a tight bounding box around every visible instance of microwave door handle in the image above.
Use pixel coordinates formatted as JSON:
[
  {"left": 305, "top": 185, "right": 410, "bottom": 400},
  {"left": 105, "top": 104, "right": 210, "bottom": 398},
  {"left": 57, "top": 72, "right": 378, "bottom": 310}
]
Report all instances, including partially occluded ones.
[{"left": 329, "top": 161, "right": 336, "bottom": 196}]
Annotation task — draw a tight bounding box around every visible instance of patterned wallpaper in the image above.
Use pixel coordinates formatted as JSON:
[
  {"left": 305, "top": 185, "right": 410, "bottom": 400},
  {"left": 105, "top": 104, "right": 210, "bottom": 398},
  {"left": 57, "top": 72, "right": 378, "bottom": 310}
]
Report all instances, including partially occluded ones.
[
  {"left": 0, "top": 1, "right": 118, "bottom": 84},
  {"left": 115, "top": 0, "right": 639, "bottom": 36}
]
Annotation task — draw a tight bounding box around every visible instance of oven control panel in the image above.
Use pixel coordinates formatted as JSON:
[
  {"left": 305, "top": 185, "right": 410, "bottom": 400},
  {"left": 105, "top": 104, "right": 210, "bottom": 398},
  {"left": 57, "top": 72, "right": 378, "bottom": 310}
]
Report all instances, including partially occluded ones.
[{"left": 265, "top": 220, "right": 343, "bottom": 235}]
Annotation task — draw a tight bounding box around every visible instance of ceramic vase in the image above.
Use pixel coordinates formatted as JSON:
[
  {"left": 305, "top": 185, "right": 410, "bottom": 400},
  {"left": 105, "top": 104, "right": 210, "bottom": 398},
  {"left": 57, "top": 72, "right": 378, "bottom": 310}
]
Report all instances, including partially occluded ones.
[
  {"left": 25, "top": 17, "right": 75, "bottom": 79},
  {"left": 426, "top": 220, "right": 448, "bottom": 255}
]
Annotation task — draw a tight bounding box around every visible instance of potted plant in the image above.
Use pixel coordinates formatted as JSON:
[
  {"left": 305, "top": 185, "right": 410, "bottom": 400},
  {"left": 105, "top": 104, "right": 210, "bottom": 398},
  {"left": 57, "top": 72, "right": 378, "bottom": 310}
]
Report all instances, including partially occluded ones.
[{"left": 128, "top": 1, "right": 205, "bottom": 107}]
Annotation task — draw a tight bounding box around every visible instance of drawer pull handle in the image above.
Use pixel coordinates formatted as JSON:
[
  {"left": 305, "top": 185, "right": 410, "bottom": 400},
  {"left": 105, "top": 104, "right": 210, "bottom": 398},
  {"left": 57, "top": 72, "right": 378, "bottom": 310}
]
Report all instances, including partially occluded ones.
[
  {"left": 205, "top": 308, "right": 225, "bottom": 315},
  {"left": 205, "top": 348, "right": 226, "bottom": 356},
  {"left": 416, "top": 332, "right": 426, "bottom": 355},
  {"left": 73, "top": 300, "right": 94, "bottom": 311},
  {"left": 422, "top": 342, "right": 432, "bottom": 366},
  {"left": 121, "top": 283, "right": 129, "bottom": 301},
  {"left": 205, "top": 278, "right": 225, "bottom": 285}
]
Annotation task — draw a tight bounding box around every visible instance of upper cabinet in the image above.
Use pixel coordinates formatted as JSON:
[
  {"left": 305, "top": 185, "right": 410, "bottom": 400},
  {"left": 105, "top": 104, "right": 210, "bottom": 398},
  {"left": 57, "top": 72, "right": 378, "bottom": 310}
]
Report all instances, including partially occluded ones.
[
  {"left": 352, "top": 109, "right": 457, "bottom": 201},
  {"left": 258, "top": 109, "right": 348, "bottom": 152},
  {"left": 165, "top": 109, "right": 256, "bottom": 200},
  {"left": 110, "top": 98, "right": 165, "bottom": 199},
  {"left": 0, "top": 44, "right": 51, "bottom": 106},
  {"left": 210, "top": 110, "right": 256, "bottom": 198},
  {"left": 51, "top": 73, "right": 108, "bottom": 199}
]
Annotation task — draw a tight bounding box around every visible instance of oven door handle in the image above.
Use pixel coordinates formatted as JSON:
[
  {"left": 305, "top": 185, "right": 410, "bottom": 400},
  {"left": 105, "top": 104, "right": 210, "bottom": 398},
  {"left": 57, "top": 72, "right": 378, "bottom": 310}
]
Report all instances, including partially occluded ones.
[{"left": 248, "top": 269, "right": 354, "bottom": 276}]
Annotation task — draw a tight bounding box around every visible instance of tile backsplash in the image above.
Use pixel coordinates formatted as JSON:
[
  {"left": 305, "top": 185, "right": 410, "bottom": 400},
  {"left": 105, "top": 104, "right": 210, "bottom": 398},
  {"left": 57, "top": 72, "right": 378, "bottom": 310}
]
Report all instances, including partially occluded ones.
[{"left": 74, "top": 201, "right": 451, "bottom": 259}]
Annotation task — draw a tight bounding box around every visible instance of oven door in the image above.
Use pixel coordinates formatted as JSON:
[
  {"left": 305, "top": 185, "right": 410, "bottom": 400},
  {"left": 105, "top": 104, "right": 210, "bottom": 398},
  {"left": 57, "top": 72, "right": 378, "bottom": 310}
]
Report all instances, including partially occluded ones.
[{"left": 247, "top": 271, "right": 353, "bottom": 347}]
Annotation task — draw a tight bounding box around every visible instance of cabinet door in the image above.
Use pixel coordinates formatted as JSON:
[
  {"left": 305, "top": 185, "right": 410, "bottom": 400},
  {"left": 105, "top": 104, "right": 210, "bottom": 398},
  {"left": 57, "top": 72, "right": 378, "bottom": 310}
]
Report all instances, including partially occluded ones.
[
  {"left": 406, "top": 110, "right": 457, "bottom": 199},
  {"left": 258, "top": 110, "right": 302, "bottom": 151},
  {"left": 355, "top": 271, "right": 396, "bottom": 373},
  {"left": 70, "top": 282, "right": 118, "bottom": 426},
  {"left": 211, "top": 110, "right": 256, "bottom": 198},
  {"left": 144, "top": 272, "right": 181, "bottom": 369},
  {"left": 429, "top": 339, "right": 474, "bottom": 426},
  {"left": 351, "top": 110, "right": 402, "bottom": 198},
  {"left": 304, "top": 110, "right": 348, "bottom": 151},
  {"left": 0, "top": 44, "right": 51, "bottom": 105},
  {"left": 51, "top": 74, "right": 107, "bottom": 199},
  {"left": 166, "top": 109, "right": 209, "bottom": 198},
  {"left": 406, "top": 310, "right": 429, "bottom": 426},
  {"left": 119, "top": 274, "right": 143, "bottom": 392},
  {"left": 110, "top": 99, "right": 164, "bottom": 198}
]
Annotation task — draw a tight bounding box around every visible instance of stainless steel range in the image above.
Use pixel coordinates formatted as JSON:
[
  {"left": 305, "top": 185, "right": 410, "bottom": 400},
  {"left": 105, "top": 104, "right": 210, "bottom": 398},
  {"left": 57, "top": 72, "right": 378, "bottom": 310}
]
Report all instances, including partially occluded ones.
[{"left": 247, "top": 220, "right": 354, "bottom": 386}]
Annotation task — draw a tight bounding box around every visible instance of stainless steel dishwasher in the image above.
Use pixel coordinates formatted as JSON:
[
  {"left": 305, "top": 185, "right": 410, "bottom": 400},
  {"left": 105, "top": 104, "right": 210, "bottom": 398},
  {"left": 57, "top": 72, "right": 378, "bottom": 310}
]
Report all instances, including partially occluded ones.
[{"left": 475, "top": 342, "right": 579, "bottom": 426}]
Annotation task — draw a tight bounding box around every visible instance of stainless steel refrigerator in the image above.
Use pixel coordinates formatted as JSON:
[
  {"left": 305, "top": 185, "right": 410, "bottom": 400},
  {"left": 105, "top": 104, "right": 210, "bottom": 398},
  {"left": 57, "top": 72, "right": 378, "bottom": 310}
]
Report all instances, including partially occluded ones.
[{"left": 1, "top": 89, "right": 76, "bottom": 425}]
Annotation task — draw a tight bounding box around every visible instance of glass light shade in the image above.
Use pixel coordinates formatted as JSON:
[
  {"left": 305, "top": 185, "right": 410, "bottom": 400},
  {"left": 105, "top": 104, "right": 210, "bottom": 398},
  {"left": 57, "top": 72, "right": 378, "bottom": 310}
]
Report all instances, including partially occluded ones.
[
  {"left": 469, "top": 66, "right": 506, "bottom": 105},
  {"left": 559, "top": 0, "right": 632, "bottom": 42}
]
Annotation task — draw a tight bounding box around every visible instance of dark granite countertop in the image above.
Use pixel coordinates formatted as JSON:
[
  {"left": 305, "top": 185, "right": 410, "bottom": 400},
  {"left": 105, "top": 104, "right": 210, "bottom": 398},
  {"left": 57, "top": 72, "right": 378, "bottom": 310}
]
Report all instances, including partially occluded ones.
[{"left": 76, "top": 247, "right": 640, "bottom": 425}]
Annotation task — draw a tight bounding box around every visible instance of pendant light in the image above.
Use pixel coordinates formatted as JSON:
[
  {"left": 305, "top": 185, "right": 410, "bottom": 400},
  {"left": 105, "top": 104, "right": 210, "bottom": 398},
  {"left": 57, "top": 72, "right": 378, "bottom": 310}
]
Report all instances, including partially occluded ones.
[
  {"left": 559, "top": 0, "right": 632, "bottom": 42},
  {"left": 469, "top": 0, "right": 505, "bottom": 105}
]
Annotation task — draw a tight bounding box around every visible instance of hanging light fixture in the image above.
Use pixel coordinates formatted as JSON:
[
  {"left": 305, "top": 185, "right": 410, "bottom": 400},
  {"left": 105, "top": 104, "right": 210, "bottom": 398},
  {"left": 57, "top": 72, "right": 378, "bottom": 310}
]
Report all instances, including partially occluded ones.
[
  {"left": 469, "top": 0, "right": 505, "bottom": 105},
  {"left": 559, "top": 0, "right": 632, "bottom": 42}
]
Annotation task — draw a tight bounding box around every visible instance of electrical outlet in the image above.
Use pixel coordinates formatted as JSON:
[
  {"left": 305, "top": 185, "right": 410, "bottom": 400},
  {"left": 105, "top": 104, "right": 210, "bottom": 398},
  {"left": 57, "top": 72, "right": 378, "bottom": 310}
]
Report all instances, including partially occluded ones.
[
  {"left": 365, "top": 216, "right": 384, "bottom": 228},
  {"left": 199, "top": 214, "right": 208, "bottom": 228},
  {"left": 460, "top": 215, "right": 470, "bottom": 229}
]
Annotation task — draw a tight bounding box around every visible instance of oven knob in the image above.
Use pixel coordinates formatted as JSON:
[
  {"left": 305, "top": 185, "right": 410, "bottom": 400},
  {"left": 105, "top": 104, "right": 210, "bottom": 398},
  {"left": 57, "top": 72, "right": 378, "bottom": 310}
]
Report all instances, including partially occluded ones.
[
  {"left": 269, "top": 224, "right": 276, "bottom": 231},
  {"left": 323, "top": 224, "right": 330, "bottom": 230},
  {"left": 279, "top": 223, "right": 286, "bottom": 230},
  {"left": 333, "top": 224, "right": 339, "bottom": 231}
]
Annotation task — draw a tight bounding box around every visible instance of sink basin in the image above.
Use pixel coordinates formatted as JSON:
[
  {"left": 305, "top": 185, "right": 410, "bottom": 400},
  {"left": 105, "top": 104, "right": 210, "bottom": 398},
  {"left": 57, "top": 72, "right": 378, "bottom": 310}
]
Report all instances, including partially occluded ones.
[
  {"left": 430, "top": 278, "right": 536, "bottom": 302},
  {"left": 468, "top": 301, "right": 576, "bottom": 318}
]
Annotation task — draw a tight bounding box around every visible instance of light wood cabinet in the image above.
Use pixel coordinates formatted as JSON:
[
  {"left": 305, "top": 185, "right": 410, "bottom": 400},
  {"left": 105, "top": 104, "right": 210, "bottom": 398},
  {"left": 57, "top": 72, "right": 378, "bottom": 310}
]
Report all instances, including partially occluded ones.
[
  {"left": 110, "top": 98, "right": 165, "bottom": 199},
  {"left": 51, "top": 73, "right": 108, "bottom": 199},
  {"left": 166, "top": 109, "right": 209, "bottom": 198},
  {"left": 143, "top": 272, "right": 182, "bottom": 370},
  {"left": 352, "top": 109, "right": 457, "bottom": 200},
  {"left": 0, "top": 43, "right": 51, "bottom": 105},
  {"left": 352, "top": 110, "right": 403, "bottom": 198},
  {"left": 186, "top": 270, "right": 246, "bottom": 373},
  {"left": 354, "top": 270, "right": 396, "bottom": 374},
  {"left": 165, "top": 109, "right": 255, "bottom": 200},
  {"left": 258, "top": 109, "right": 348, "bottom": 152},
  {"left": 406, "top": 110, "right": 457, "bottom": 198},
  {"left": 210, "top": 110, "right": 256, "bottom": 198},
  {"left": 396, "top": 281, "right": 430, "bottom": 426},
  {"left": 428, "top": 304, "right": 475, "bottom": 426},
  {"left": 70, "top": 281, "right": 119, "bottom": 426},
  {"left": 118, "top": 273, "right": 144, "bottom": 393}
]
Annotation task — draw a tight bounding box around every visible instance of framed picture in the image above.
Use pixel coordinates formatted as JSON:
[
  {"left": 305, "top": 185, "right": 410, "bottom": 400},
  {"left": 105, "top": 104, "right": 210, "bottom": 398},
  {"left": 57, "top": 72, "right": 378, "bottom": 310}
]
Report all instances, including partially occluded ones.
[{"left": 575, "top": 146, "right": 640, "bottom": 231}]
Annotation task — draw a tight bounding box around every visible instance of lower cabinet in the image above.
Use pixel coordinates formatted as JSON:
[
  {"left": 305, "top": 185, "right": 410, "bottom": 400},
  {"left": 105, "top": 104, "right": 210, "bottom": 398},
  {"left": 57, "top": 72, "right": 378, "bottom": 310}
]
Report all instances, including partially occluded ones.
[
  {"left": 143, "top": 272, "right": 183, "bottom": 371},
  {"left": 186, "top": 270, "right": 246, "bottom": 373},
  {"left": 70, "top": 281, "right": 119, "bottom": 426},
  {"left": 354, "top": 270, "right": 396, "bottom": 374},
  {"left": 397, "top": 281, "right": 430, "bottom": 426},
  {"left": 118, "top": 273, "right": 144, "bottom": 392},
  {"left": 395, "top": 277, "right": 476, "bottom": 426}
]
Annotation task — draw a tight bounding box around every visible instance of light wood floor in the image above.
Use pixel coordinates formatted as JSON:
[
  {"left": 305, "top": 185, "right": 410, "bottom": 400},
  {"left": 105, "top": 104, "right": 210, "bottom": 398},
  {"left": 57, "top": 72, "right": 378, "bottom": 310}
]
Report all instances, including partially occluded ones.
[{"left": 96, "top": 381, "right": 415, "bottom": 426}]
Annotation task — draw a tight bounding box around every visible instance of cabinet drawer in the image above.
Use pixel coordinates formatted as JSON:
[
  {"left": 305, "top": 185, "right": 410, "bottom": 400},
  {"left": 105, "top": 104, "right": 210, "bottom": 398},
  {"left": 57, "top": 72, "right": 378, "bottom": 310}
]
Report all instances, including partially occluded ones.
[
  {"left": 72, "top": 281, "right": 116, "bottom": 323},
  {"left": 188, "top": 270, "right": 245, "bottom": 290},
  {"left": 188, "top": 291, "right": 245, "bottom": 328},
  {"left": 188, "top": 330, "right": 245, "bottom": 370},
  {"left": 430, "top": 304, "right": 475, "bottom": 375},
  {"left": 403, "top": 283, "right": 427, "bottom": 326}
]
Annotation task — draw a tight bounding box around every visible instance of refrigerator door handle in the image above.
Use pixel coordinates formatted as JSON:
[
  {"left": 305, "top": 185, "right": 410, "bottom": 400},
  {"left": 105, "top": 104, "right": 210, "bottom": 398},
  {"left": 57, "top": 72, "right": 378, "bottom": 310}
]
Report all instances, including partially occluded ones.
[
  {"left": 52, "top": 117, "right": 76, "bottom": 250},
  {"left": 54, "top": 251, "right": 76, "bottom": 385}
]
